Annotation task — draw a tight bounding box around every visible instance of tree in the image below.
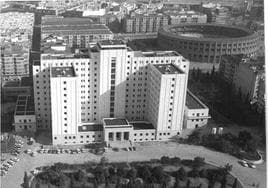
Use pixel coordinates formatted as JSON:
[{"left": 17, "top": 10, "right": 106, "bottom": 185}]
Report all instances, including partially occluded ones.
[
  {"left": 23, "top": 171, "right": 29, "bottom": 188},
  {"left": 170, "top": 157, "right": 181, "bottom": 166},
  {"left": 152, "top": 166, "right": 165, "bottom": 184},
  {"left": 100, "top": 156, "right": 109, "bottom": 166},
  {"left": 160, "top": 156, "right": 170, "bottom": 164},
  {"left": 138, "top": 166, "right": 152, "bottom": 182},
  {"left": 175, "top": 167, "right": 187, "bottom": 181},
  {"left": 74, "top": 170, "right": 85, "bottom": 182},
  {"left": 127, "top": 167, "right": 137, "bottom": 180},
  {"left": 232, "top": 178, "right": 238, "bottom": 188},
  {"left": 186, "top": 179, "right": 190, "bottom": 188},
  {"left": 221, "top": 174, "right": 227, "bottom": 188},
  {"left": 193, "top": 157, "right": 205, "bottom": 169}
]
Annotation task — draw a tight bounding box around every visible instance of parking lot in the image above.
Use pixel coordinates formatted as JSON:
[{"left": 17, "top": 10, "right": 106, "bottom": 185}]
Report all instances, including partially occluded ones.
[{"left": 0, "top": 137, "right": 266, "bottom": 188}]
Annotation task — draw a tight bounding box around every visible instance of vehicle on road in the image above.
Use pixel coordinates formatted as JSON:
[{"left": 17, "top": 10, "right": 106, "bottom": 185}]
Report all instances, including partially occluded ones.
[{"left": 248, "top": 163, "right": 256, "bottom": 169}]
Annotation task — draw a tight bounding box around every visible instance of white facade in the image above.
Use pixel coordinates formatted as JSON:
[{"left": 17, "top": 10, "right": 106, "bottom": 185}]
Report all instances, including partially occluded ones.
[
  {"left": 184, "top": 90, "right": 210, "bottom": 129},
  {"left": 33, "top": 40, "right": 190, "bottom": 145}
]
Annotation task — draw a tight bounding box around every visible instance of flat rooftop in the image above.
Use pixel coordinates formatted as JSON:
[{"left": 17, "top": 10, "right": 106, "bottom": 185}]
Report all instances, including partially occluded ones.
[
  {"left": 104, "top": 118, "right": 128, "bottom": 126},
  {"left": 15, "top": 95, "right": 35, "bottom": 115},
  {"left": 131, "top": 122, "right": 155, "bottom": 130},
  {"left": 186, "top": 90, "right": 207, "bottom": 109},
  {"left": 97, "top": 40, "right": 127, "bottom": 49},
  {"left": 3, "top": 77, "right": 32, "bottom": 88},
  {"left": 154, "top": 64, "right": 184, "bottom": 74},
  {"left": 78, "top": 124, "right": 103, "bottom": 132},
  {"left": 42, "top": 17, "right": 93, "bottom": 26},
  {"left": 135, "top": 51, "right": 180, "bottom": 57},
  {"left": 51, "top": 67, "right": 75, "bottom": 78}
]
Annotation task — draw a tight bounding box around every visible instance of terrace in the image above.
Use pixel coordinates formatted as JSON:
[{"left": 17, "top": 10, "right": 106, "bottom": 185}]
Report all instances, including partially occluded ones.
[
  {"left": 14, "top": 95, "right": 35, "bottom": 115},
  {"left": 154, "top": 64, "right": 184, "bottom": 74},
  {"left": 186, "top": 90, "right": 207, "bottom": 109},
  {"left": 51, "top": 67, "right": 75, "bottom": 78}
]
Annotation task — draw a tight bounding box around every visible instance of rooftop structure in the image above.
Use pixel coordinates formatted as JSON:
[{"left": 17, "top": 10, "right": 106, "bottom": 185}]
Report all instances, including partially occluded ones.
[
  {"left": 78, "top": 124, "right": 103, "bottom": 132},
  {"left": 186, "top": 90, "right": 207, "bottom": 109},
  {"left": 154, "top": 64, "right": 184, "bottom": 74},
  {"left": 103, "top": 118, "right": 129, "bottom": 126},
  {"left": 51, "top": 67, "right": 75, "bottom": 77},
  {"left": 134, "top": 51, "right": 181, "bottom": 57},
  {"left": 41, "top": 16, "right": 113, "bottom": 48},
  {"left": 132, "top": 122, "right": 155, "bottom": 130},
  {"left": 14, "top": 96, "right": 35, "bottom": 116}
]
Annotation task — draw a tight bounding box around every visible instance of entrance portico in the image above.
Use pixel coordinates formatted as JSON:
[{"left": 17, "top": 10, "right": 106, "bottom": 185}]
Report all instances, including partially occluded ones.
[{"left": 103, "top": 118, "right": 133, "bottom": 145}]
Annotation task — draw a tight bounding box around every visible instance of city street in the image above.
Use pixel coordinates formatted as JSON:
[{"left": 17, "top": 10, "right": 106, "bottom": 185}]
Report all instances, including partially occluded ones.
[{"left": 1, "top": 141, "right": 266, "bottom": 188}]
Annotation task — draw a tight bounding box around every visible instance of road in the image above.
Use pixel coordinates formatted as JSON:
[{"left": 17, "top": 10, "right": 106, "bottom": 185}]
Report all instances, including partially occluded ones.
[{"left": 1, "top": 141, "right": 266, "bottom": 188}]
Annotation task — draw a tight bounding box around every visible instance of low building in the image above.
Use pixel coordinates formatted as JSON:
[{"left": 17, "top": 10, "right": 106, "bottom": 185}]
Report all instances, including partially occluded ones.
[
  {"left": 184, "top": 90, "right": 210, "bottom": 129},
  {"left": 13, "top": 95, "right": 36, "bottom": 132},
  {"left": 41, "top": 16, "right": 113, "bottom": 48}
]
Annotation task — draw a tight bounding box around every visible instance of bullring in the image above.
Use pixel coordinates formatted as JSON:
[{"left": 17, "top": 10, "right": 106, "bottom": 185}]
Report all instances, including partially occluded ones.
[{"left": 158, "top": 24, "right": 259, "bottom": 64}]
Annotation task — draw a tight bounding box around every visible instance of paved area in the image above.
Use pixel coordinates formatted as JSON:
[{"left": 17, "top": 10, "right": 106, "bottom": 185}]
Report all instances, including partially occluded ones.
[{"left": 1, "top": 141, "right": 266, "bottom": 188}]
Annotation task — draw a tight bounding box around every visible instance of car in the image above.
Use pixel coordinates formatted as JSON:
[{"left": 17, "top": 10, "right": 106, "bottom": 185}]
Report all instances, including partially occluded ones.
[
  {"left": 31, "top": 152, "right": 37, "bottom": 157},
  {"left": 3, "top": 164, "right": 11, "bottom": 168},
  {"left": 248, "top": 163, "right": 256, "bottom": 169},
  {"left": 1, "top": 170, "right": 7, "bottom": 176},
  {"left": 7, "top": 162, "right": 14, "bottom": 166},
  {"left": 11, "top": 157, "right": 19, "bottom": 162},
  {"left": 240, "top": 160, "right": 249, "bottom": 167},
  {"left": 11, "top": 153, "right": 18, "bottom": 156},
  {"left": 26, "top": 149, "right": 32, "bottom": 154}
]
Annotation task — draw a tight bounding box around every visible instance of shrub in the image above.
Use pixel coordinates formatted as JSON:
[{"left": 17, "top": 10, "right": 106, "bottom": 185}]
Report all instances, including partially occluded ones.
[
  {"left": 175, "top": 167, "right": 187, "bottom": 181},
  {"left": 193, "top": 157, "right": 205, "bottom": 169},
  {"left": 199, "top": 169, "right": 208, "bottom": 178},
  {"left": 160, "top": 156, "right": 170, "bottom": 164},
  {"left": 170, "top": 157, "right": 181, "bottom": 165},
  {"left": 188, "top": 168, "right": 200, "bottom": 178},
  {"left": 181, "top": 159, "right": 193, "bottom": 167}
]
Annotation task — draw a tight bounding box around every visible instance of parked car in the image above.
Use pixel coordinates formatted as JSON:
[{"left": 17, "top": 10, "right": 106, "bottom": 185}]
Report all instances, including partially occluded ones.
[
  {"left": 240, "top": 160, "right": 248, "bottom": 167},
  {"left": 31, "top": 152, "right": 37, "bottom": 157},
  {"left": 11, "top": 157, "right": 19, "bottom": 162},
  {"left": 248, "top": 163, "right": 256, "bottom": 169},
  {"left": 1, "top": 170, "right": 7, "bottom": 176},
  {"left": 3, "top": 164, "right": 11, "bottom": 168},
  {"left": 7, "top": 161, "right": 14, "bottom": 166}
]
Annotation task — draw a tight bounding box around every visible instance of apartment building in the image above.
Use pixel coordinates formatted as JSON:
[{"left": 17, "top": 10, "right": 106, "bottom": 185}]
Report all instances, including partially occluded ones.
[
  {"left": 220, "top": 55, "right": 265, "bottom": 112},
  {"left": 163, "top": 10, "right": 207, "bottom": 25},
  {"left": 1, "top": 44, "right": 30, "bottom": 81},
  {"left": 33, "top": 37, "right": 190, "bottom": 145},
  {"left": 122, "top": 13, "right": 169, "bottom": 33},
  {"left": 41, "top": 16, "right": 113, "bottom": 48},
  {"left": 0, "top": 12, "right": 34, "bottom": 81}
]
